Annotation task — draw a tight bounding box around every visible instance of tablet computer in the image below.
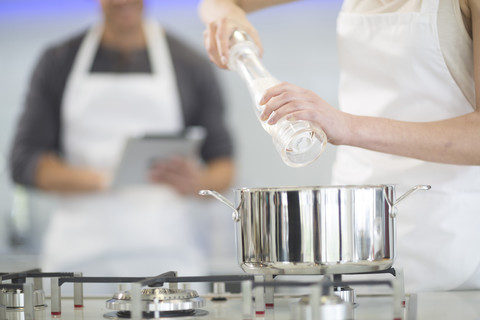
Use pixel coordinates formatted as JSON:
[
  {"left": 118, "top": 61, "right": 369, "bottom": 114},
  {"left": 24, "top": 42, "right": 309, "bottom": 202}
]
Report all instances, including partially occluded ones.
[{"left": 111, "top": 127, "right": 205, "bottom": 187}]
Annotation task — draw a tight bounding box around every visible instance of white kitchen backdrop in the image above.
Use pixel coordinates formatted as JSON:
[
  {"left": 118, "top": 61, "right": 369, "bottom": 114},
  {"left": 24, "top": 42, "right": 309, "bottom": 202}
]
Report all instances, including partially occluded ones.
[{"left": 0, "top": 0, "right": 341, "bottom": 273}]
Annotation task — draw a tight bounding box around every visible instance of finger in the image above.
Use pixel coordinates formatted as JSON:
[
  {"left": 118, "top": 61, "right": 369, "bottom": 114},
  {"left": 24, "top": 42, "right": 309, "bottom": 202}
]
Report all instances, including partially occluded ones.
[
  {"left": 159, "top": 170, "right": 195, "bottom": 195},
  {"left": 204, "top": 23, "right": 227, "bottom": 69},
  {"left": 149, "top": 164, "right": 166, "bottom": 182},
  {"left": 259, "top": 82, "right": 302, "bottom": 106},
  {"left": 259, "top": 84, "right": 303, "bottom": 121},
  {"left": 216, "top": 18, "right": 236, "bottom": 68},
  {"left": 166, "top": 156, "right": 194, "bottom": 171},
  {"left": 264, "top": 100, "right": 308, "bottom": 125},
  {"left": 151, "top": 167, "right": 184, "bottom": 184},
  {"left": 203, "top": 29, "right": 214, "bottom": 62}
]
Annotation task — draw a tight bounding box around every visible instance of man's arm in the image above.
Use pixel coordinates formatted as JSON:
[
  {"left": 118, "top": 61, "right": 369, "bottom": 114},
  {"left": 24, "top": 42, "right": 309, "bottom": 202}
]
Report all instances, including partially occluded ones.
[{"left": 9, "top": 39, "right": 107, "bottom": 192}]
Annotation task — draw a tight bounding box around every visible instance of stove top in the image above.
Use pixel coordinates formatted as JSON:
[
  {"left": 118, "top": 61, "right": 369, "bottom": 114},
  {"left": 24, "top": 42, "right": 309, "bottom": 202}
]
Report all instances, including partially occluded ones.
[{"left": 1, "top": 268, "right": 480, "bottom": 320}]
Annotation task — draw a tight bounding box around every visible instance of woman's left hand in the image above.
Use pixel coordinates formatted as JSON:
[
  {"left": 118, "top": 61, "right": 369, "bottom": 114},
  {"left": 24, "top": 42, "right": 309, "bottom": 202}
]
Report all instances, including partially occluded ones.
[{"left": 259, "top": 82, "right": 354, "bottom": 146}]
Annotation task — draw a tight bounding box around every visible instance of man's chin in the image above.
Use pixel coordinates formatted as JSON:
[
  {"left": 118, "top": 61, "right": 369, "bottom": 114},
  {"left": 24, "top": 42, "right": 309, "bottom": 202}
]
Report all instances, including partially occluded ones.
[
  {"left": 109, "top": 15, "right": 143, "bottom": 32},
  {"left": 110, "top": 5, "right": 143, "bottom": 27}
]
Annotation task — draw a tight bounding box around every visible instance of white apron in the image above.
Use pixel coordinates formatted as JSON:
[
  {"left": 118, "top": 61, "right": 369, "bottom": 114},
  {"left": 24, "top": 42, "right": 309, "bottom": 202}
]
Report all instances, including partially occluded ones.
[
  {"left": 334, "top": 0, "right": 480, "bottom": 292},
  {"left": 40, "top": 21, "right": 207, "bottom": 289}
]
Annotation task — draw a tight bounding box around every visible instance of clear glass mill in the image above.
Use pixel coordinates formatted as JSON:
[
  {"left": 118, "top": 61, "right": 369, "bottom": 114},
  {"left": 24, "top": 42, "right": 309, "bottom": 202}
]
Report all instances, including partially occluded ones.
[{"left": 228, "top": 30, "right": 327, "bottom": 167}]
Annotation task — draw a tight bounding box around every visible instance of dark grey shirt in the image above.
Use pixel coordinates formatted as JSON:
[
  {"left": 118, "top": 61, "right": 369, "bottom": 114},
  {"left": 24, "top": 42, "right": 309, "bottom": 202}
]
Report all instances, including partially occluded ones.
[{"left": 9, "top": 28, "right": 233, "bottom": 186}]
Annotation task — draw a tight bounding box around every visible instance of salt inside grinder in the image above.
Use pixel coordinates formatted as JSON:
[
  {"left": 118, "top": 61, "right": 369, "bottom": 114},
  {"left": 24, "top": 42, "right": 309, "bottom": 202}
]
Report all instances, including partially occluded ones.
[{"left": 228, "top": 30, "right": 327, "bottom": 167}]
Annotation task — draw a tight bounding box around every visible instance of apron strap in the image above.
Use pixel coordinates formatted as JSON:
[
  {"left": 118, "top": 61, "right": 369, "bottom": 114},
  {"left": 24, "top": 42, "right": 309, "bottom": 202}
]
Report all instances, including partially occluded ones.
[{"left": 72, "top": 24, "right": 103, "bottom": 76}]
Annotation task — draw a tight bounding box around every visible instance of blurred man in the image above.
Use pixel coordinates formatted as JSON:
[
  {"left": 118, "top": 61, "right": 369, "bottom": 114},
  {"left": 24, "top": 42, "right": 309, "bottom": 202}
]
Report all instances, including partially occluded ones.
[{"left": 10, "top": 0, "right": 234, "bottom": 293}]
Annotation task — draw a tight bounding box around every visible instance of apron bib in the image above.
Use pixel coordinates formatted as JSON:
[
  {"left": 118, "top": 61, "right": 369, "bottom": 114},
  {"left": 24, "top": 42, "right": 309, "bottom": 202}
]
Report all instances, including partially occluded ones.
[
  {"left": 41, "top": 21, "right": 206, "bottom": 285},
  {"left": 334, "top": 0, "right": 480, "bottom": 292}
]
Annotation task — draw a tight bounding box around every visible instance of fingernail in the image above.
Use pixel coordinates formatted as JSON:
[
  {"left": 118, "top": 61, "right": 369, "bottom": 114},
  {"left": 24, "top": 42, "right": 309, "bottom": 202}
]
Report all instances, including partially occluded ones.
[{"left": 221, "top": 56, "right": 227, "bottom": 66}]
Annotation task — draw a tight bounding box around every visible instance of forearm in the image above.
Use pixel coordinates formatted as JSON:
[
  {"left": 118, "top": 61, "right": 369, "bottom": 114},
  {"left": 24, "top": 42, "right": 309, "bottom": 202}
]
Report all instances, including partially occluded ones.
[
  {"left": 35, "top": 153, "right": 106, "bottom": 192},
  {"left": 199, "top": 0, "right": 296, "bottom": 23},
  {"left": 197, "top": 157, "right": 235, "bottom": 192},
  {"left": 346, "top": 111, "right": 480, "bottom": 165},
  {"left": 199, "top": 0, "right": 244, "bottom": 24}
]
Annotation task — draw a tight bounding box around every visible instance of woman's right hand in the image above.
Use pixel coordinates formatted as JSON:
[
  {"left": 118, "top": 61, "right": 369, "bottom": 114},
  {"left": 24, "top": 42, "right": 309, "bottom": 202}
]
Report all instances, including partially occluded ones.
[{"left": 202, "top": 7, "right": 263, "bottom": 69}]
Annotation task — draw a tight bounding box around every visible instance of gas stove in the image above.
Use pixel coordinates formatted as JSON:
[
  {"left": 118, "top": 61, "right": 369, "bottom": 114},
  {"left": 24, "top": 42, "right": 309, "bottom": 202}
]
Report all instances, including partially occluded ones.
[{"left": 1, "top": 268, "right": 480, "bottom": 320}]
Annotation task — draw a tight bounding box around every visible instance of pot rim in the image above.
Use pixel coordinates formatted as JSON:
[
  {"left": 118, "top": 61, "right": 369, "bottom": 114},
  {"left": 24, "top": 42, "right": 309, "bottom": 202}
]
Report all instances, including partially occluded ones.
[{"left": 234, "top": 184, "right": 397, "bottom": 192}]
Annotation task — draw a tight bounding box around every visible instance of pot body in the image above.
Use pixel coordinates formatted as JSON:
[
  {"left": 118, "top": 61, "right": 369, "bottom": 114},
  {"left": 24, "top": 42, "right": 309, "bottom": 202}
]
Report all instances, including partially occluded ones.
[{"left": 233, "top": 185, "right": 396, "bottom": 275}]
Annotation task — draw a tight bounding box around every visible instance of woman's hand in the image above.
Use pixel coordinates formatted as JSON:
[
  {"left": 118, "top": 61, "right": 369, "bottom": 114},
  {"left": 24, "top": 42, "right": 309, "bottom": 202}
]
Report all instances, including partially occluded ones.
[
  {"left": 199, "top": 0, "right": 298, "bottom": 68},
  {"left": 259, "top": 82, "right": 354, "bottom": 145},
  {"left": 258, "top": 82, "right": 480, "bottom": 165},
  {"left": 201, "top": 6, "right": 263, "bottom": 69}
]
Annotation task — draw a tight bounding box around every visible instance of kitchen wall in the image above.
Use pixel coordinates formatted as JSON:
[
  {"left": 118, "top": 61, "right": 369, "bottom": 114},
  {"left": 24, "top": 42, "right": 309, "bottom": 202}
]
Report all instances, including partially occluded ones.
[{"left": 0, "top": 0, "right": 341, "bottom": 273}]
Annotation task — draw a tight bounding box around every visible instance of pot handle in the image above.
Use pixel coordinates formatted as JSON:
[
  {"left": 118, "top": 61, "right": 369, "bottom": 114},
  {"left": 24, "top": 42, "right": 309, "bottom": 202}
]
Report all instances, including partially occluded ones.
[
  {"left": 386, "top": 185, "right": 431, "bottom": 218},
  {"left": 199, "top": 190, "right": 241, "bottom": 222}
]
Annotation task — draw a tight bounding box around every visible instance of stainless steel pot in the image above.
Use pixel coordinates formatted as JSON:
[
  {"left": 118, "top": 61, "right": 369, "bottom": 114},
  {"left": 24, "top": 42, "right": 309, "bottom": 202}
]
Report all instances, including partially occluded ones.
[{"left": 200, "top": 184, "right": 430, "bottom": 275}]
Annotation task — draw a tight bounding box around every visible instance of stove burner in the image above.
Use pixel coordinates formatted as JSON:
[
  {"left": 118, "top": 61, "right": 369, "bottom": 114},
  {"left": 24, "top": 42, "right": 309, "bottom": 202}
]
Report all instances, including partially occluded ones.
[
  {"left": 141, "top": 288, "right": 199, "bottom": 301},
  {"left": 334, "top": 286, "right": 356, "bottom": 305},
  {"left": 295, "top": 294, "right": 354, "bottom": 319},
  {"left": 106, "top": 288, "right": 206, "bottom": 313},
  {"left": 103, "top": 309, "right": 209, "bottom": 319},
  {"left": 1, "top": 288, "right": 47, "bottom": 310}
]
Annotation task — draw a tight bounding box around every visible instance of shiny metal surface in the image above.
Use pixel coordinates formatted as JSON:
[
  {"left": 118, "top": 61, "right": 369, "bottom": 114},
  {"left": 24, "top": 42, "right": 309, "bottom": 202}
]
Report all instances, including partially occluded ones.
[
  {"left": 0, "top": 304, "right": 6, "bottom": 320},
  {"left": 4, "top": 309, "right": 46, "bottom": 320},
  {"left": 294, "top": 294, "right": 354, "bottom": 320},
  {"left": 106, "top": 288, "right": 205, "bottom": 312},
  {"left": 114, "top": 288, "right": 200, "bottom": 301},
  {"left": 0, "top": 289, "right": 45, "bottom": 309},
  {"left": 1, "top": 291, "right": 47, "bottom": 320},
  {"left": 3, "top": 290, "right": 480, "bottom": 320},
  {"left": 334, "top": 287, "right": 356, "bottom": 305},
  {"left": 103, "top": 309, "right": 209, "bottom": 319},
  {"left": 201, "top": 185, "right": 430, "bottom": 275}
]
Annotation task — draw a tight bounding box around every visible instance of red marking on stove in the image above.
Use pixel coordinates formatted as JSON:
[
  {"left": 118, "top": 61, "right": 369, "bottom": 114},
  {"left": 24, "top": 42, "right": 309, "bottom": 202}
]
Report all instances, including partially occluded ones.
[
  {"left": 393, "top": 318, "right": 402, "bottom": 320},
  {"left": 51, "top": 312, "right": 61, "bottom": 316},
  {"left": 265, "top": 303, "right": 274, "bottom": 308},
  {"left": 402, "top": 300, "right": 406, "bottom": 307},
  {"left": 255, "top": 311, "right": 265, "bottom": 315},
  {"left": 74, "top": 305, "right": 84, "bottom": 308}
]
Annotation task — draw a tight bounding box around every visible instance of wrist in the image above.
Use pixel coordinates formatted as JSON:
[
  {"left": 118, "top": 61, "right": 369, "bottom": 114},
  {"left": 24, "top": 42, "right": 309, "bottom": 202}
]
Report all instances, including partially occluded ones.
[
  {"left": 200, "top": 0, "right": 246, "bottom": 24},
  {"left": 341, "top": 113, "right": 361, "bottom": 147}
]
